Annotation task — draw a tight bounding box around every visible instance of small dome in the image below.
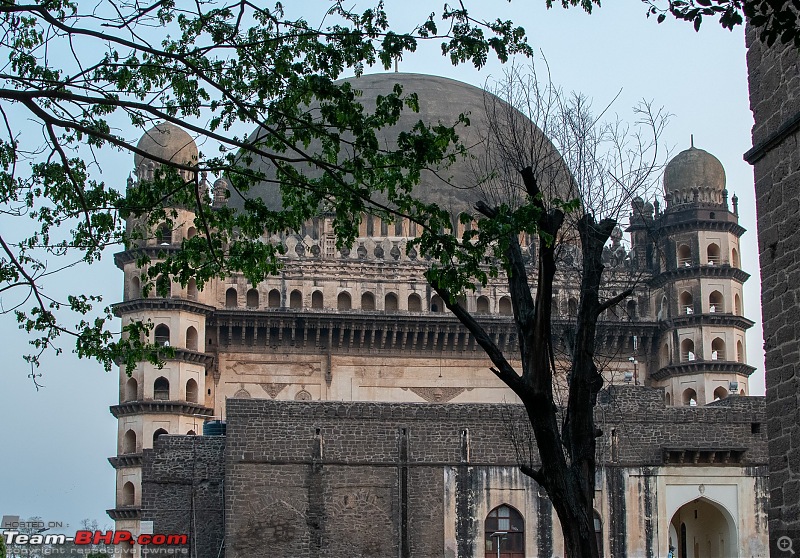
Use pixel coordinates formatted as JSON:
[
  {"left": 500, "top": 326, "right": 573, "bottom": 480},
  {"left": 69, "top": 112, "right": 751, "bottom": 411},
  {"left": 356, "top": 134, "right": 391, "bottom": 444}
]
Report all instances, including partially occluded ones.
[
  {"left": 663, "top": 147, "right": 725, "bottom": 205},
  {"left": 134, "top": 123, "right": 198, "bottom": 177}
]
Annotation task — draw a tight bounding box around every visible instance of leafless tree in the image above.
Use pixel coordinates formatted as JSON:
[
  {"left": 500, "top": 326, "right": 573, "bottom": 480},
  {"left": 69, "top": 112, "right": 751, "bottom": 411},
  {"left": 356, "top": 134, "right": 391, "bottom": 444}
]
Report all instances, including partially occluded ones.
[{"left": 422, "top": 65, "right": 668, "bottom": 557}]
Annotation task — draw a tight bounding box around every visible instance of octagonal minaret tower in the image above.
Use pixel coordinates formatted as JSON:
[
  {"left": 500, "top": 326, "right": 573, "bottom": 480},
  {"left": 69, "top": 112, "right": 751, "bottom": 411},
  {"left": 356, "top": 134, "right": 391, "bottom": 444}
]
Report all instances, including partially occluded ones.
[
  {"left": 108, "top": 123, "right": 215, "bottom": 548},
  {"left": 644, "top": 145, "right": 755, "bottom": 405}
]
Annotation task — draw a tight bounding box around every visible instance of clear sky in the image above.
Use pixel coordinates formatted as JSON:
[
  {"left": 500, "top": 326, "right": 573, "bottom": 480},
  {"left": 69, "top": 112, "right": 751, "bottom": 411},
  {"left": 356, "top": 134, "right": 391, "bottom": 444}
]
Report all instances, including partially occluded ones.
[{"left": 0, "top": 0, "right": 763, "bottom": 532}]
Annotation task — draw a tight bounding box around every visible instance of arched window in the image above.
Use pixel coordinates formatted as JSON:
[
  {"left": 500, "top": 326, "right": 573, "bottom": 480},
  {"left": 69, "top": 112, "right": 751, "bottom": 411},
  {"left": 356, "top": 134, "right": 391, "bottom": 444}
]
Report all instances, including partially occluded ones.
[
  {"left": 337, "top": 292, "right": 351, "bottom": 310},
  {"left": 499, "top": 297, "right": 512, "bottom": 316},
  {"left": 156, "top": 274, "right": 171, "bottom": 298},
  {"left": 681, "top": 339, "right": 695, "bottom": 362},
  {"left": 130, "top": 276, "right": 140, "bottom": 300},
  {"left": 430, "top": 295, "right": 444, "bottom": 313},
  {"left": 568, "top": 298, "right": 578, "bottom": 316},
  {"left": 731, "top": 247, "right": 740, "bottom": 268},
  {"left": 247, "top": 288, "right": 260, "bottom": 308},
  {"left": 713, "top": 386, "right": 728, "bottom": 401},
  {"left": 380, "top": 218, "right": 388, "bottom": 236},
  {"left": 665, "top": 391, "right": 672, "bottom": 406},
  {"left": 661, "top": 343, "right": 670, "bottom": 367},
  {"left": 551, "top": 298, "right": 559, "bottom": 317},
  {"left": 185, "top": 379, "right": 198, "bottom": 403},
  {"left": 154, "top": 324, "right": 170, "bottom": 347},
  {"left": 385, "top": 293, "right": 398, "bottom": 313},
  {"left": 225, "top": 287, "right": 237, "bottom": 308},
  {"left": 395, "top": 220, "right": 404, "bottom": 236},
  {"left": 156, "top": 223, "right": 172, "bottom": 245},
  {"left": 408, "top": 293, "right": 422, "bottom": 312},
  {"left": 707, "top": 243, "right": 721, "bottom": 265},
  {"left": 484, "top": 505, "right": 524, "bottom": 558},
  {"left": 311, "top": 290, "right": 323, "bottom": 309},
  {"left": 477, "top": 296, "right": 490, "bottom": 314},
  {"left": 594, "top": 511, "right": 604, "bottom": 558},
  {"left": 682, "top": 388, "right": 698, "bottom": 407},
  {"left": 186, "top": 326, "right": 198, "bottom": 351},
  {"left": 290, "top": 290, "right": 303, "bottom": 308},
  {"left": 152, "top": 428, "right": 168, "bottom": 444},
  {"left": 734, "top": 294, "right": 742, "bottom": 315},
  {"left": 153, "top": 377, "right": 170, "bottom": 400},
  {"left": 711, "top": 337, "right": 726, "bottom": 360},
  {"left": 365, "top": 215, "right": 374, "bottom": 236},
  {"left": 187, "top": 226, "right": 196, "bottom": 239},
  {"left": 268, "top": 289, "right": 280, "bottom": 308},
  {"left": 124, "top": 377, "right": 138, "bottom": 402},
  {"left": 122, "top": 482, "right": 135, "bottom": 506},
  {"left": 361, "top": 292, "right": 375, "bottom": 311},
  {"left": 709, "top": 290, "right": 724, "bottom": 313},
  {"left": 626, "top": 299, "right": 637, "bottom": 320},
  {"left": 187, "top": 278, "right": 198, "bottom": 301},
  {"left": 677, "top": 244, "right": 692, "bottom": 267},
  {"left": 737, "top": 340, "right": 744, "bottom": 363},
  {"left": 122, "top": 429, "right": 137, "bottom": 454},
  {"left": 679, "top": 291, "right": 693, "bottom": 315}
]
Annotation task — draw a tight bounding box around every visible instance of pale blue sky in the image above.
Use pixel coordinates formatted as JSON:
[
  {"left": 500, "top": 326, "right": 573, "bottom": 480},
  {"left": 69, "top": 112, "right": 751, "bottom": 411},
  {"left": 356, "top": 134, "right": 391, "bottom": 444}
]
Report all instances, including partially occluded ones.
[{"left": 0, "top": 1, "right": 763, "bottom": 530}]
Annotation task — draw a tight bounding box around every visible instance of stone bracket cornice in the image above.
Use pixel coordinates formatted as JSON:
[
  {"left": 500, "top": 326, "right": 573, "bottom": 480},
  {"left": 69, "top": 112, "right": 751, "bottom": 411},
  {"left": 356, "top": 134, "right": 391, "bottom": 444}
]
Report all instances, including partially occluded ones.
[
  {"left": 112, "top": 298, "right": 216, "bottom": 317},
  {"left": 209, "top": 310, "right": 660, "bottom": 355},
  {"left": 649, "top": 265, "right": 750, "bottom": 288},
  {"left": 744, "top": 109, "right": 800, "bottom": 164},
  {"left": 106, "top": 507, "right": 141, "bottom": 521},
  {"left": 108, "top": 454, "right": 143, "bottom": 469},
  {"left": 650, "top": 362, "right": 756, "bottom": 381},
  {"left": 113, "top": 348, "right": 215, "bottom": 371},
  {"left": 114, "top": 246, "right": 181, "bottom": 270},
  {"left": 662, "top": 447, "right": 747, "bottom": 465},
  {"left": 110, "top": 400, "right": 214, "bottom": 418},
  {"left": 659, "top": 314, "right": 755, "bottom": 331}
]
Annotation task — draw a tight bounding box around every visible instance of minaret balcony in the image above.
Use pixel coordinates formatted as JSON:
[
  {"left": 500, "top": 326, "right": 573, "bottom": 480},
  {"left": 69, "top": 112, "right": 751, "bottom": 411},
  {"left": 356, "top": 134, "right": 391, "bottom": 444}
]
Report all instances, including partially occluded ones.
[
  {"left": 659, "top": 313, "right": 754, "bottom": 330},
  {"left": 108, "top": 453, "right": 143, "bottom": 469},
  {"left": 650, "top": 265, "right": 750, "bottom": 288},
  {"left": 112, "top": 298, "right": 215, "bottom": 317},
  {"left": 106, "top": 507, "right": 141, "bottom": 521},
  {"left": 650, "top": 361, "right": 756, "bottom": 381},
  {"left": 110, "top": 400, "right": 214, "bottom": 418}
]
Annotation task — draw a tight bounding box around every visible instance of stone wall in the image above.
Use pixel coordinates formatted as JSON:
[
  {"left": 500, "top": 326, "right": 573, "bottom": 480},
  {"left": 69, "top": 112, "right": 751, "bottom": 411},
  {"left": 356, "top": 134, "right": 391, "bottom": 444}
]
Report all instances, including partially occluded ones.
[
  {"left": 141, "top": 435, "right": 226, "bottom": 558},
  {"left": 221, "top": 389, "right": 765, "bottom": 557},
  {"left": 745, "top": 19, "right": 800, "bottom": 552},
  {"left": 139, "top": 389, "right": 766, "bottom": 557}
]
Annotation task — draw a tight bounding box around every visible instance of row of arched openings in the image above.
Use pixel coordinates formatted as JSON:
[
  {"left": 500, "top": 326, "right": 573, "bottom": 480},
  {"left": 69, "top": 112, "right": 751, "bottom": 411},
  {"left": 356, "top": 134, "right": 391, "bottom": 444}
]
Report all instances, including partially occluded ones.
[
  {"left": 671, "top": 385, "right": 746, "bottom": 407},
  {"left": 677, "top": 243, "right": 740, "bottom": 268},
  {"left": 153, "top": 325, "right": 199, "bottom": 351},
  {"left": 123, "top": 377, "right": 198, "bottom": 403},
  {"left": 672, "top": 338, "right": 744, "bottom": 363},
  {"left": 128, "top": 276, "right": 200, "bottom": 301},
  {"left": 154, "top": 223, "right": 196, "bottom": 246},
  {"left": 121, "top": 427, "right": 198, "bottom": 455},
  {"left": 483, "top": 505, "right": 603, "bottom": 557},
  {"left": 677, "top": 291, "right": 741, "bottom": 315},
  {"left": 225, "top": 287, "right": 516, "bottom": 315}
]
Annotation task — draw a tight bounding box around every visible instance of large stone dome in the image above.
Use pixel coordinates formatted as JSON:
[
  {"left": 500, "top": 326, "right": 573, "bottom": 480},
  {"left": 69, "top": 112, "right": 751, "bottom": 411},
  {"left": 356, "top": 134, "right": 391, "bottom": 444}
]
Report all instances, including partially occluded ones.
[
  {"left": 231, "top": 73, "right": 572, "bottom": 216},
  {"left": 663, "top": 146, "right": 726, "bottom": 205},
  {"left": 134, "top": 122, "right": 198, "bottom": 180}
]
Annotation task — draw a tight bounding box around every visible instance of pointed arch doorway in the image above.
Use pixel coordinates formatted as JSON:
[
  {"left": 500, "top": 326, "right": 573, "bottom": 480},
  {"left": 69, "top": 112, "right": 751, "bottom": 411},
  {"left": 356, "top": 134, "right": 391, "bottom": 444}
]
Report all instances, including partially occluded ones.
[
  {"left": 484, "top": 504, "right": 524, "bottom": 558},
  {"left": 669, "top": 497, "right": 737, "bottom": 558}
]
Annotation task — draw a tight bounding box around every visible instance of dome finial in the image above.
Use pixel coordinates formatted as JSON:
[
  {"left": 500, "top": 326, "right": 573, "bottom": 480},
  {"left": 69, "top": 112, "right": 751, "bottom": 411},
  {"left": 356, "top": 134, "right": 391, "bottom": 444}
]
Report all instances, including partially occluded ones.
[{"left": 690, "top": 134, "right": 694, "bottom": 148}]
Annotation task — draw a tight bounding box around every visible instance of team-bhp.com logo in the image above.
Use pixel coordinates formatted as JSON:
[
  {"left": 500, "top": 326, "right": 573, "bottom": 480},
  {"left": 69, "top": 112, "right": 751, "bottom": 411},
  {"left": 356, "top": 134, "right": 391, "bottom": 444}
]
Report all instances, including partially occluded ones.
[{"left": 2, "top": 530, "right": 188, "bottom": 546}]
